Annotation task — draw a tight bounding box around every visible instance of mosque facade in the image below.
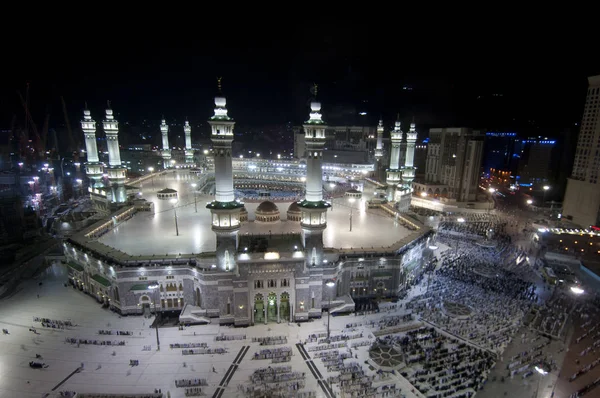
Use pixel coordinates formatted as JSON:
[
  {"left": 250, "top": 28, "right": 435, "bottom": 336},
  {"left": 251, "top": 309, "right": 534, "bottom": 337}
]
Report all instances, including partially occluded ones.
[{"left": 63, "top": 91, "right": 431, "bottom": 326}]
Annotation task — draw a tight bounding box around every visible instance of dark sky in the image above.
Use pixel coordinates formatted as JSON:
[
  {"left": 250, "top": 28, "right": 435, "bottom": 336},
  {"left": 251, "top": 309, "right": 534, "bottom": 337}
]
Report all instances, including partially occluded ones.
[{"left": 2, "top": 15, "right": 598, "bottom": 134}]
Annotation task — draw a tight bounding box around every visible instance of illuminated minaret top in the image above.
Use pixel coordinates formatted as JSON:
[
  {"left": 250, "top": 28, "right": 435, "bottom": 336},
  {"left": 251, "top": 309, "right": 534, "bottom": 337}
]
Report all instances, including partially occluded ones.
[
  {"left": 160, "top": 118, "right": 172, "bottom": 167},
  {"left": 103, "top": 104, "right": 121, "bottom": 167},
  {"left": 389, "top": 117, "right": 403, "bottom": 170},
  {"left": 184, "top": 119, "right": 194, "bottom": 164},
  {"left": 374, "top": 119, "right": 384, "bottom": 161}
]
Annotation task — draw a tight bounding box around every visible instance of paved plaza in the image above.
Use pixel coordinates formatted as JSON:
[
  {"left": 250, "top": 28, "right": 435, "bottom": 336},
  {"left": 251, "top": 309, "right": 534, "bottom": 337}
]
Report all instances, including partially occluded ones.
[{"left": 98, "top": 172, "right": 412, "bottom": 255}]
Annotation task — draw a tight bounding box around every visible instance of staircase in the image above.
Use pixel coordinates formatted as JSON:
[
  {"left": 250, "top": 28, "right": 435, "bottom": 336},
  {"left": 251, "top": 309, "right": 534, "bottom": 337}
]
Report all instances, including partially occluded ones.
[{"left": 178, "top": 304, "right": 211, "bottom": 325}]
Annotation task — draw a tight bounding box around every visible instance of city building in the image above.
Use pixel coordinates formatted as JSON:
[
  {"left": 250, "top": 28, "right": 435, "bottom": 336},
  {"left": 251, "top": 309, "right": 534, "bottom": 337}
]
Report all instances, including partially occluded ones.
[
  {"left": 414, "top": 138, "right": 428, "bottom": 181},
  {"left": 482, "top": 132, "right": 519, "bottom": 175},
  {"left": 515, "top": 138, "right": 559, "bottom": 188},
  {"left": 563, "top": 75, "right": 600, "bottom": 227},
  {"left": 63, "top": 89, "right": 432, "bottom": 326},
  {"left": 417, "top": 127, "right": 483, "bottom": 202}
]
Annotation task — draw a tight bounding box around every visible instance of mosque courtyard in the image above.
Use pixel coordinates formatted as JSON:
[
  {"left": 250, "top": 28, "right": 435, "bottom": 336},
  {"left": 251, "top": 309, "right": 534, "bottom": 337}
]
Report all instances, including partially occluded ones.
[{"left": 98, "top": 171, "right": 413, "bottom": 255}]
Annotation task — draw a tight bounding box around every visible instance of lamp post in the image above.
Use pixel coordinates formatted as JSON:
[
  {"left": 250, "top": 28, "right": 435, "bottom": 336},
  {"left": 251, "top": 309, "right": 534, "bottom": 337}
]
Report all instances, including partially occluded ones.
[
  {"left": 325, "top": 280, "right": 336, "bottom": 343},
  {"left": 148, "top": 284, "right": 160, "bottom": 351},
  {"left": 543, "top": 185, "right": 550, "bottom": 208},
  {"left": 348, "top": 197, "right": 355, "bottom": 232},
  {"left": 487, "top": 187, "right": 495, "bottom": 221},
  {"left": 191, "top": 183, "right": 197, "bottom": 213},
  {"left": 170, "top": 198, "right": 179, "bottom": 236},
  {"left": 427, "top": 245, "right": 438, "bottom": 293},
  {"left": 148, "top": 167, "right": 154, "bottom": 187}
]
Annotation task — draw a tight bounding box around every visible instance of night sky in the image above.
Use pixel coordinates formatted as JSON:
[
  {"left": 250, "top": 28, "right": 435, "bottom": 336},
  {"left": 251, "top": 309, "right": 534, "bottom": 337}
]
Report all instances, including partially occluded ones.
[{"left": 2, "top": 16, "right": 598, "bottom": 136}]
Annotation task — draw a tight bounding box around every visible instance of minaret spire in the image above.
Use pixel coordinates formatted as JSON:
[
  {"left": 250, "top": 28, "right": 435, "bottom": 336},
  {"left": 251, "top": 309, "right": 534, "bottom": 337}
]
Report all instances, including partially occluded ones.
[
  {"left": 81, "top": 106, "right": 103, "bottom": 188},
  {"left": 375, "top": 118, "right": 384, "bottom": 161},
  {"left": 184, "top": 119, "right": 194, "bottom": 165},
  {"left": 160, "top": 118, "right": 171, "bottom": 168},
  {"left": 298, "top": 86, "right": 330, "bottom": 268},
  {"left": 206, "top": 82, "right": 243, "bottom": 273},
  {"left": 103, "top": 104, "right": 127, "bottom": 203}
]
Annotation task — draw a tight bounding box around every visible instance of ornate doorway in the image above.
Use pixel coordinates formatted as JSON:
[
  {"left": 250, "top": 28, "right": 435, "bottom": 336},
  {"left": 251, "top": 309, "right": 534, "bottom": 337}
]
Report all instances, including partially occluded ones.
[
  {"left": 254, "top": 294, "right": 265, "bottom": 324},
  {"left": 280, "top": 292, "right": 290, "bottom": 322},
  {"left": 267, "top": 292, "right": 277, "bottom": 323}
]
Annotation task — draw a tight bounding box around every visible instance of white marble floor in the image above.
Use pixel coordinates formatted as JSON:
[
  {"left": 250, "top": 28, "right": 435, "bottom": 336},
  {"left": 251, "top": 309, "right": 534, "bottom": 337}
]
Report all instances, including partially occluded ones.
[
  {"left": 98, "top": 172, "right": 412, "bottom": 255},
  {"left": 0, "top": 262, "right": 425, "bottom": 398}
]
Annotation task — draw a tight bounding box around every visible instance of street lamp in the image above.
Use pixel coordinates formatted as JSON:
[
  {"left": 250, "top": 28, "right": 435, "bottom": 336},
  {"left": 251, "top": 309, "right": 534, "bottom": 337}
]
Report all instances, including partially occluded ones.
[
  {"left": 148, "top": 167, "right": 154, "bottom": 186},
  {"left": 348, "top": 197, "right": 355, "bottom": 232},
  {"left": 170, "top": 198, "right": 179, "bottom": 236},
  {"left": 543, "top": 185, "right": 550, "bottom": 208},
  {"left": 191, "top": 183, "right": 197, "bottom": 213},
  {"left": 325, "top": 280, "right": 336, "bottom": 343},
  {"left": 148, "top": 284, "right": 160, "bottom": 351}
]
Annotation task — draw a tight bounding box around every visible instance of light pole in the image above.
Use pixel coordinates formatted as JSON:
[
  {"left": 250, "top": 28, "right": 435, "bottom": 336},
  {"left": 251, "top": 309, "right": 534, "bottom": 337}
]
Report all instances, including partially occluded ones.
[
  {"left": 348, "top": 197, "right": 355, "bottom": 232},
  {"left": 170, "top": 198, "right": 179, "bottom": 236},
  {"left": 325, "top": 280, "right": 335, "bottom": 343},
  {"left": 148, "top": 167, "right": 154, "bottom": 187},
  {"left": 543, "top": 185, "right": 550, "bottom": 208},
  {"left": 427, "top": 245, "right": 438, "bottom": 293},
  {"left": 191, "top": 183, "right": 197, "bottom": 213},
  {"left": 487, "top": 187, "right": 495, "bottom": 221},
  {"left": 148, "top": 284, "right": 160, "bottom": 351}
]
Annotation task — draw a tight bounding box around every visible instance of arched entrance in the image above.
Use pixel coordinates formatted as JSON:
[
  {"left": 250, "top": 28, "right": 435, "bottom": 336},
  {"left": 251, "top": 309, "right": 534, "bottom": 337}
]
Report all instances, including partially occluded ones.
[
  {"left": 280, "top": 292, "right": 290, "bottom": 322},
  {"left": 254, "top": 294, "right": 265, "bottom": 324},
  {"left": 195, "top": 288, "right": 202, "bottom": 307},
  {"left": 267, "top": 292, "right": 277, "bottom": 323}
]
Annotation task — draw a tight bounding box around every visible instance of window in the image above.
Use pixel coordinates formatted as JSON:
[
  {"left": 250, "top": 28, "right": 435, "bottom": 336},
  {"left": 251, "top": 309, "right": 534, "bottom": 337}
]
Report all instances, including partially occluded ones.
[{"left": 138, "top": 276, "right": 147, "bottom": 281}]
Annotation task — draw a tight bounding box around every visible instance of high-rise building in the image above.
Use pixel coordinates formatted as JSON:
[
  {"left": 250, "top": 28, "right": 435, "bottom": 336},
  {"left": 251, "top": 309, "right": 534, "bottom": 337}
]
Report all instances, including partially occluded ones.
[
  {"left": 563, "top": 75, "right": 600, "bottom": 227},
  {"left": 425, "top": 128, "right": 483, "bottom": 202},
  {"left": 515, "top": 138, "right": 559, "bottom": 188},
  {"left": 482, "top": 132, "right": 518, "bottom": 174}
]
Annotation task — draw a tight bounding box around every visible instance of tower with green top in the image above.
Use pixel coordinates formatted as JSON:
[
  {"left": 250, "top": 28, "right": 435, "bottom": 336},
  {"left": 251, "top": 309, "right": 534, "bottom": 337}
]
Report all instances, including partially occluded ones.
[
  {"left": 298, "top": 85, "right": 331, "bottom": 267},
  {"left": 206, "top": 78, "right": 243, "bottom": 272}
]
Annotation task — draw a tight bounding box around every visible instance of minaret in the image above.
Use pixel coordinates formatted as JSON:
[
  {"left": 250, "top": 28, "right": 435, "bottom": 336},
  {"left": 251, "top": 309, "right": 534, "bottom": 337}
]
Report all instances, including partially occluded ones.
[
  {"left": 160, "top": 118, "right": 172, "bottom": 169},
  {"left": 103, "top": 103, "right": 127, "bottom": 203},
  {"left": 298, "top": 85, "right": 330, "bottom": 267},
  {"left": 402, "top": 121, "right": 418, "bottom": 187},
  {"left": 206, "top": 79, "right": 243, "bottom": 273},
  {"left": 386, "top": 116, "right": 403, "bottom": 200},
  {"left": 374, "top": 119, "right": 384, "bottom": 161},
  {"left": 81, "top": 107, "right": 103, "bottom": 188},
  {"left": 184, "top": 119, "right": 194, "bottom": 165}
]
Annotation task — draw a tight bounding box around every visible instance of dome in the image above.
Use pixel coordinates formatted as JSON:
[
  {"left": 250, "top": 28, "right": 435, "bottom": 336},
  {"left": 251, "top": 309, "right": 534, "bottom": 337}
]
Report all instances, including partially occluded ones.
[
  {"left": 214, "top": 97, "right": 227, "bottom": 107},
  {"left": 255, "top": 201, "right": 280, "bottom": 223},
  {"left": 310, "top": 101, "right": 321, "bottom": 112},
  {"left": 287, "top": 202, "right": 301, "bottom": 213},
  {"left": 256, "top": 201, "right": 279, "bottom": 214},
  {"left": 287, "top": 202, "right": 302, "bottom": 222}
]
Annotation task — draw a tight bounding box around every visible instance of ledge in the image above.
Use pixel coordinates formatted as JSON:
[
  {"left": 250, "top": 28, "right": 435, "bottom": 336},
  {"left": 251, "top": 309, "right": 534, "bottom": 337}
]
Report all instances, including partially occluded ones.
[
  {"left": 91, "top": 274, "right": 111, "bottom": 287},
  {"left": 206, "top": 200, "right": 245, "bottom": 210},
  {"left": 297, "top": 200, "right": 331, "bottom": 210},
  {"left": 67, "top": 262, "right": 84, "bottom": 272}
]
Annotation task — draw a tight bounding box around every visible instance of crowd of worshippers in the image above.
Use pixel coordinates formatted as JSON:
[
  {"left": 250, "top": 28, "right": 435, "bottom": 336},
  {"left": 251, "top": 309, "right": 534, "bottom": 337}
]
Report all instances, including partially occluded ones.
[
  {"left": 215, "top": 334, "right": 246, "bottom": 341},
  {"left": 184, "top": 386, "right": 203, "bottom": 396},
  {"left": 506, "top": 335, "right": 551, "bottom": 378},
  {"left": 65, "top": 337, "right": 125, "bottom": 346},
  {"left": 33, "top": 316, "right": 74, "bottom": 329},
  {"left": 182, "top": 347, "right": 226, "bottom": 355},
  {"left": 529, "top": 291, "right": 572, "bottom": 337},
  {"left": 169, "top": 342, "right": 208, "bottom": 349},
  {"left": 386, "top": 327, "right": 495, "bottom": 398},
  {"left": 98, "top": 329, "right": 132, "bottom": 335},
  {"left": 252, "top": 336, "right": 287, "bottom": 345},
  {"left": 253, "top": 346, "right": 293, "bottom": 362},
  {"left": 175, "top": 378, "right": 208, "bottom": 387},
  {"left": 237, "top": 365, "right": 313, "bottom": 397},
  {"left": 75, "top": 394, "right": 162, "bottom": 398}
]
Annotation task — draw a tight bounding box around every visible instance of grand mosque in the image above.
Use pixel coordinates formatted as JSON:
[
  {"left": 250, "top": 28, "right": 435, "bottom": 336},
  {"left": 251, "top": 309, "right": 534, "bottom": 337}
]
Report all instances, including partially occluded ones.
[{"left": 63, "top": 89, "right": 432, "bottom": 326}]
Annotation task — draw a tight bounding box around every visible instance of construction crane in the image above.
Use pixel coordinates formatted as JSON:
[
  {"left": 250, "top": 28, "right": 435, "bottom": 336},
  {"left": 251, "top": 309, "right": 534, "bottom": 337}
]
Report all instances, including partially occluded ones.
[
  {"left": 17, "top": 86, "right": 45, "bottom": 159},
  {"left": 60, "top": 96, "right": 79, "bottom": 162}
]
